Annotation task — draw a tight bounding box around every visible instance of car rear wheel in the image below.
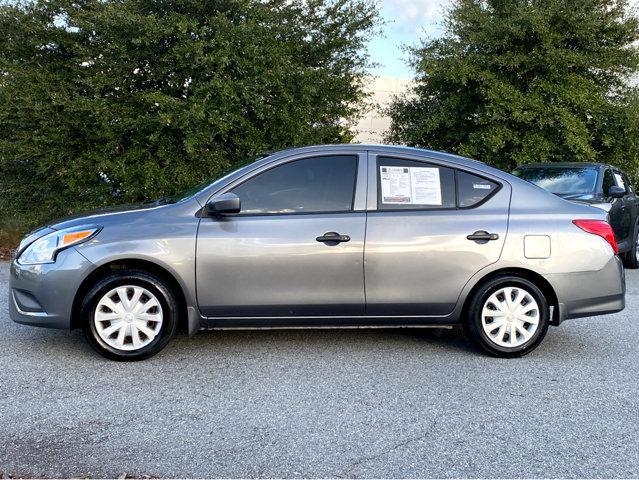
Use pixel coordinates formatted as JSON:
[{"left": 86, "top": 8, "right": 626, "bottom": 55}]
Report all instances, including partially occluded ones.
[
  {"left": 81, "top": 270, "right": 178, "bottom": 361},
  {"left": 623, "top": 221, "right": 639, "bottom": 269},
  {"left": 463, "top": 275, "right": 549, "bottom": 357}
]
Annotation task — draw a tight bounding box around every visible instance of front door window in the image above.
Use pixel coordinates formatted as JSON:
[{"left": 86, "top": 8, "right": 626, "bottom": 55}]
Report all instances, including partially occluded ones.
[{"left": 231, "top": 155, "right": 358, "bottom": 214}]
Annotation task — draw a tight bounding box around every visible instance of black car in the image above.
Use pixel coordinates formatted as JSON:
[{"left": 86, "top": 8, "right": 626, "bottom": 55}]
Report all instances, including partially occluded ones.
[{"left": 512, "top": 162, "right": 639, "bottom": 268}]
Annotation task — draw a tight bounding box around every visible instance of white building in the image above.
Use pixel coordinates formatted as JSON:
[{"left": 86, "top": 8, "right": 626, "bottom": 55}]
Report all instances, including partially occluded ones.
[{"left": 351, "top": 76, "right": 413, "bottom": 144}]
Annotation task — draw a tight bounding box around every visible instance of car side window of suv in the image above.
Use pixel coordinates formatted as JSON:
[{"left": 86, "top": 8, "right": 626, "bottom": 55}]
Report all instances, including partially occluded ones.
[
  {"left": 231, "top": 155, "right": 358, "bottom": 215},
  {"left": 603, "top": 169, "right": 616, "bottom": 197},
  {"left": 376, "top": 157, "right": 456, "bottom": 210},
  {"left": 612, "top": 169, "right": 627, "bottom": 193},
  {"left": 457, "top": 171, "right": 499, "bottom": 207},
  {"left": 622, "top": 173, "right": 634, "bottom": 194}
]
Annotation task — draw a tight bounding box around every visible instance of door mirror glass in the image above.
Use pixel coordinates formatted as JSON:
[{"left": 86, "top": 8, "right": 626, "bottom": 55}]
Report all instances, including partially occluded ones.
[
  {"left": 206, "top": 192, "right": 241, "bottom": 215},
  {"left": 609, "top": 185, "right": 626, "bottom": 199}
]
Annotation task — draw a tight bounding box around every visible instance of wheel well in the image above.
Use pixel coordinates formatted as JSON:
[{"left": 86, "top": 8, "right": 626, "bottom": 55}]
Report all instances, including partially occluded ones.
[
  {"left": 461, "top": 268, "right": 560, "bottom": 325},
  {"left": 70, "top": 259, "right": 188, "bottom": 330}
]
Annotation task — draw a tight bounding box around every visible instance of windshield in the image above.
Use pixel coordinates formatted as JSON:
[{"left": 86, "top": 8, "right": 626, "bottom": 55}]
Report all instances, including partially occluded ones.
[{"left": 512, "top": 166, "right": 598, "bottom": 196}]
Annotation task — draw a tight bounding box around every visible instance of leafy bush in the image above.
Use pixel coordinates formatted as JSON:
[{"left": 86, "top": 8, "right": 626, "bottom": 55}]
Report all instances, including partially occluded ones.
[
  {"left": 387, "top": 0, "right": 639, "bottom": 176},
  {"left": 0, "top": 0, "right": 378, "bottom": 234}
]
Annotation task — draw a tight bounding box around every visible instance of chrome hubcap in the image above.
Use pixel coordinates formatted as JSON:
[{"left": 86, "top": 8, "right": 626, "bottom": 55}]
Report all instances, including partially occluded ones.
[
  {"left": 481, "top": 286, "right": 540, "bottom": 348},
  {"left": 635, "top": 235, "right": 639, "bottom": 262},
  {"left": 94, "top": 286, "right": 163, "bottom": 351}
]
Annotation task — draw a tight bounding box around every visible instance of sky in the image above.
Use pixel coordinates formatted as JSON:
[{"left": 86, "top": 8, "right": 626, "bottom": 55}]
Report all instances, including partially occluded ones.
[
  {"left": 369, "top": 0, "right": 452, "bottom": 79},
  {"left": 371, "top": 0, "right": 639, "bottom": 79}
]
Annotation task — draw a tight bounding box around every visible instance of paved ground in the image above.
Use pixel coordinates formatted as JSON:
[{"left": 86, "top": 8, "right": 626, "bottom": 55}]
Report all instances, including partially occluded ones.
[{"left": 1, "top": 261, "right": 638, "bottom": 479}]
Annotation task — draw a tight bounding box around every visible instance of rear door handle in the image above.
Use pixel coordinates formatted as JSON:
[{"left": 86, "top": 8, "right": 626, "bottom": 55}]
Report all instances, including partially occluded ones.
[
  {"left": 316, "top": 232, "right": 351, "bottom": 243},
  {"left": 467, "top": 230, "right": 499, "bottom": 241}
]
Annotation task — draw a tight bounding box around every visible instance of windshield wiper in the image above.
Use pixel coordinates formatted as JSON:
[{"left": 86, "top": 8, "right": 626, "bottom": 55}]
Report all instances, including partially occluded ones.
[{"left": 554, "top": 192, "right": 591, "bottom": 200}]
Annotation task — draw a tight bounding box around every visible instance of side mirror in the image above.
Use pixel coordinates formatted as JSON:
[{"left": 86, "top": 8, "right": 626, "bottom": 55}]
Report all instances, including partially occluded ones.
[
  {"left": 206, "top": 192, "right": 241, "bottom": 215},
  {"left": 609, "top": 186, "right": 626, "bottom": 199}
]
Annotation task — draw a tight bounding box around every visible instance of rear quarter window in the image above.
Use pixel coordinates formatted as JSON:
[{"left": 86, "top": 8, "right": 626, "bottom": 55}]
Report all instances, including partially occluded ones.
[{"left": 457, "top": 171, "right": 499, "bottom": 207}]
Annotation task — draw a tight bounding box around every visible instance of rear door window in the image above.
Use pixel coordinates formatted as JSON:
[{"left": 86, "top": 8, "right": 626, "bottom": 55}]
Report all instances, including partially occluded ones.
[{"left": 376, "top": 157, "right": 456, "bottom": 210}]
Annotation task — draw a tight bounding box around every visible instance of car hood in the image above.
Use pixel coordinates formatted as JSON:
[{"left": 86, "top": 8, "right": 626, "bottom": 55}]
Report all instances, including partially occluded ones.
[{"left": 46, "top": 202, "right": 164, "bottom": 230}]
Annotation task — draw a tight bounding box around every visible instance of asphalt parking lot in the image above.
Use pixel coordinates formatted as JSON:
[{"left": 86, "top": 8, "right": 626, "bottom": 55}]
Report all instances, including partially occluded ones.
[{"left": 1, "top": 260, "right": 638, "bottom": 479}]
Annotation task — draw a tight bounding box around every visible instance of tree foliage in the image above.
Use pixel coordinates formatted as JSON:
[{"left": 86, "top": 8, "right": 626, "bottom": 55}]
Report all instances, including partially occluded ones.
[
  {"left": 0, "top": 0, "right": 377, "bottom": 229},
  {"left": 387, "top": 0, "right": 639, "bottom": 174}
]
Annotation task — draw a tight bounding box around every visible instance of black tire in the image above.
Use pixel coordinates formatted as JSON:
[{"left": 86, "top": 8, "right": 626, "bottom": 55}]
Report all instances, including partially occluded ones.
[
  {"left": 463, "top": 275, "right": 550, "bottom": 358},
  {"left": 623, "top": 222, "right": 639, "bottom": 269},
  {"left": 81, "top": 270, "right": 178, "bottom": 361}
]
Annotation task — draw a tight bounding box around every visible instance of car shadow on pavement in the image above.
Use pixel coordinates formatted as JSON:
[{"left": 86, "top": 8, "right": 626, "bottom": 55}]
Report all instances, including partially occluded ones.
[
  {"left": 8, "top": 315, "right": 616, "bottom": 364},
  {"left": 166, "top": 325, "right": 479, "bottom": 358},
  {"left": 4, "top": 320, "right": 481, "bottom": 363},
  {"left": 4, "top": 313, "right": 604, "bottom": 361}
]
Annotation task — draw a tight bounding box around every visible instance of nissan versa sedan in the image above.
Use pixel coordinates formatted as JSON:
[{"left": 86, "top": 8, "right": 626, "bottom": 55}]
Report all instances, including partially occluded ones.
[{"left": 9, "top": 145, "right": 625, "bottom": 360}]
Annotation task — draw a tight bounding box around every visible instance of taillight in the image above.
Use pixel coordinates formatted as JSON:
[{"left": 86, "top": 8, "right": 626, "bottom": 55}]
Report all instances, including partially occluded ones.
[{"left": 572, "top": 220, "right": 618, "bottom": 254}]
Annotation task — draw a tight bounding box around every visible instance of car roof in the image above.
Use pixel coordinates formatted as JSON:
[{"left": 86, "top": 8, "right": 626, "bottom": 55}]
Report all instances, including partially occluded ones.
[
  {"left": 515, "top": 162, "right": 605, "bottom": 169},
  {"left": 269, "top": 143, "right": 486, "bottom": 166},
  {"left": 274, "top": 142, "right": 477, "bottom": 155}
]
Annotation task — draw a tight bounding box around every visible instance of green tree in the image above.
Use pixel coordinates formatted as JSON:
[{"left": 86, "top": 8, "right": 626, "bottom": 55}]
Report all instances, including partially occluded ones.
[
  {"left": 0, "top": 0, "right": 377, "bottom": 231},
  {"left": 387, "top": 0, "right": 639, "bottom": 174}
]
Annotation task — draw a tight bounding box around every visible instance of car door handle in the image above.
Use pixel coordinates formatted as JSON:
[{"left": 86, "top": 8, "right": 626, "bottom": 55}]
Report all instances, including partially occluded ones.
[
  {"left": 316, "top": 232, "right": 351, "bottom": 243},
  {"left": 467, "top": 230, "right": 499, "bottom": 241}
]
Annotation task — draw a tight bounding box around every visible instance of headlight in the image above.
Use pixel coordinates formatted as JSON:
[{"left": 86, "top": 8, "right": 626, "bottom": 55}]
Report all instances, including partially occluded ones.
[{"left": 18, "top": 226, "right": 101, "bottom": 265}]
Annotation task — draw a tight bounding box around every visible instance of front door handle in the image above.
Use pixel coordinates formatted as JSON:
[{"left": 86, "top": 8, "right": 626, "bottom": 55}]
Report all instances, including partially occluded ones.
[
  {"left": 316, "top": 232, "right": 351, "bottom": 243},
  {"left": 467, "top": 230, "right": 499, "bottom": 241}
]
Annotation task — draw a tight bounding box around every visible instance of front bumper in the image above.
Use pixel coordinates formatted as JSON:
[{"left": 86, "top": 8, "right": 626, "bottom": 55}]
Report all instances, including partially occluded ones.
[
  {"left": 544, "top": 255, "right": 625, "bottom": 324},
  {"left": 9, "top": 247, "right": 94, "bottom": 329}
]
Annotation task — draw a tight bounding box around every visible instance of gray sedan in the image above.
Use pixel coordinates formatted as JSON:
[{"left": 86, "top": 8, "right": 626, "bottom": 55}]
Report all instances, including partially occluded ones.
[{"left": 9, "top": 145, "right": 625, "bottom": 360}]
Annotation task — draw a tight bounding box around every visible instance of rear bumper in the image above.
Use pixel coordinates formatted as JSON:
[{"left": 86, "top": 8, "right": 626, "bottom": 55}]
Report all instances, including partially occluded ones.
[
  {"left": 9, "top": 248, "right": 94, "bottom": 330},
  {"left": 544, "top": 255, "right": 625, "bottom": 324}
]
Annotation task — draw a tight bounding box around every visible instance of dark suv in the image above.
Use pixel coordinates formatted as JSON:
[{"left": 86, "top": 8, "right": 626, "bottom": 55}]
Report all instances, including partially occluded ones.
[{"left": 512, "top": 163, "right": 639, "bottom": 268}]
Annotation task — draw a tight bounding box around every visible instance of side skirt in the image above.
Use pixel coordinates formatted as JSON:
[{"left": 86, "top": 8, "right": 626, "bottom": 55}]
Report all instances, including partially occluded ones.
[
  {"left": 199, "top": 315, "right": 459, "bottom": 331},
  {"left": 201, "top": 325, "right": 455, "bottom": 331}
]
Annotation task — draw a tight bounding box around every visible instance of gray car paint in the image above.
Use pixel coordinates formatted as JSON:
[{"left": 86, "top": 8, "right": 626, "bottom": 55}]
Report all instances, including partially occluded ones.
[
  {"left": 196, "top": 150, "right": 368, "bottom": 320},
  {"left": 9, "top": 144, "right": 625, "bottom": 334},
  {"left": 364, "top": 149, "right": 510, "bottom": 317}
]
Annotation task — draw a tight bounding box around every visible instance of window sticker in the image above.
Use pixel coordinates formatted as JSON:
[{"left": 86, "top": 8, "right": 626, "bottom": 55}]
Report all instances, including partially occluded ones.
[
  {"left": 473, "top": 183, "right": 492, "bottom": 190},
  {"left": 614, "top": 173, "right": 625, "bottom": 189},
  {"left": 380, "top": 166, "right": 411, "bottom": 203},
  {"left": 410, "top": 167, "right": 442, "bottom": 205},
  {"left": 380, "top": 166, "right": 442, "bottom": 205}
]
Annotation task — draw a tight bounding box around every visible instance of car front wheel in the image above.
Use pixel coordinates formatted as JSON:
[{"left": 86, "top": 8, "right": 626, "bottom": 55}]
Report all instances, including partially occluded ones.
[
  {"left": 463, "top": 275, "right": 550, "bottom": 357},
  {"left": 81, "top": 270, "right": 178, "bottom": 361}
]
